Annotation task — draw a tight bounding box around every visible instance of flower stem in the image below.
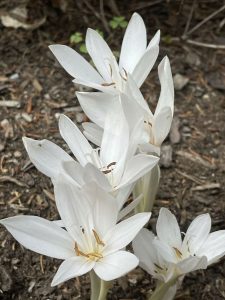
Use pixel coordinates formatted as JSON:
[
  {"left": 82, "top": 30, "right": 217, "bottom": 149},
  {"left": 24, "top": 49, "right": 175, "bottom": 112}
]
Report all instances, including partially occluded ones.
[
  {"left": 97, "top": 280, "right": 112, "bottom": 300},
  {"left": 90, "top": 271, "right": 101, "bottom": 300},
  {"left": 134, "top": 164, "right": 160, "bottom": 213},
  {"left": 148, "top": 277, "right": 178, "bottom": 300}
]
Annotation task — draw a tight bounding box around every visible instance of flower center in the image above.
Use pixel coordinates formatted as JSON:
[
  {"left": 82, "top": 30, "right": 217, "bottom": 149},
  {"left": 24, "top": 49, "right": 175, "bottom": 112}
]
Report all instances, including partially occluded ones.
[{"left": 74, "top": 229, "right": 105, "bottom": 262}]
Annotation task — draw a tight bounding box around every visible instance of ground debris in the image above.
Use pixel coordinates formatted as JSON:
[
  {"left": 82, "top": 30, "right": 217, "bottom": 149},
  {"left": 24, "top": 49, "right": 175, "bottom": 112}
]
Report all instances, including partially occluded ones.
[
  {"left": 0, "top": 100, "right": 21, "bottom": 108},
  {"left": 170, "top": 116, "right": 181, "bottom": 144},
  {"left": 173, "top": 74, "right": 189, "bottom": 90},
  {"left": 160, "top": 145, "right": 173, "bottom": 168},
  {"left": 0, "top": 119, "right": 14, "bottom": 138},
  {"left": 0, "top": 266, "right": 13, "bottom": 292}
]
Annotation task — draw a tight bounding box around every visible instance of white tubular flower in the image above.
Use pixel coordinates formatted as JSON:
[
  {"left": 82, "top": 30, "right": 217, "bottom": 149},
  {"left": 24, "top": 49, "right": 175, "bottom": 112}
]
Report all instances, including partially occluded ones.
[
  {"left": 49, "top": 13, "right": 159, "bottom": 94},
  {"left": 23, "top": 101, "right": 159, "bottom": 209},
  {"left": 133, "top": 208, "right": 225, "bottom": 283},
  {"left": 77, "top": 57, "right": 174, "bottom": 156},
  {"left": 0, "top": 181, "right": 151, "bottom": 286}
]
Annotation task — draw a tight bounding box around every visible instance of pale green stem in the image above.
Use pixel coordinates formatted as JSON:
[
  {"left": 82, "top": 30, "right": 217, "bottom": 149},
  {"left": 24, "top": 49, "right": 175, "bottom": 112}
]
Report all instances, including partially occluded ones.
[
  {"left": 90, "top": 271, "right": 101, "bottom": 300},
  {"left": 97, "top": 280, "right": 112, "bottom": 300},
  {"left": 134, "top": 164, "right": 160, "bottom": 213},
  {"left": 148, "top": 277, "right": 178, "bottom": 300}
]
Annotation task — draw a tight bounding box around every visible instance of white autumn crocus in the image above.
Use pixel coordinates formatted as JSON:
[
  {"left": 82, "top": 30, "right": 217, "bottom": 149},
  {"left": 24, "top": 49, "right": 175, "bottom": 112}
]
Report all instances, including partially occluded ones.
[
  {"left": 77, "top": 56, "right": 174, "bottom": 156},
  {"left": 0, "top": 180, "right": 151, "bottom": 286},
  {"left": 133, "top": 207, "right": 225, "bottom": 298},
  {"left": 23, "top": 100, "right": 159, "bottom": 209},
  {"left": 49, "top": 13, "right": 159, "bottom": 94}
]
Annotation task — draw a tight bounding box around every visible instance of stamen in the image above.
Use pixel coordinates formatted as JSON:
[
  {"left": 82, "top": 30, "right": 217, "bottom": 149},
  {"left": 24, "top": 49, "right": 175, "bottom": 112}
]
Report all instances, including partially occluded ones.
[
  {"left": 122, "top": 68, "right": 128, "bottom": 78},
  {"left": 92, "top": 229, "right": 105, "bottom": 246},
  {"left": 107, "top": 161, "right": 116, "bottom": 168},
  {"left": 144, "top": 120, "right": 152, "bottom": 127},
  {"left": 101, "top": 82, "right": 115, "bottom": 86},
  {"left": 74, "top": 242, "right": 89, "bottom": 258},
  {"left": 102, "top": 169, "right": 112, "bottom": 174},
  {"left": 173, "top": 247, "right": 183, "bottom": 259},
  {"left": 109, "top": 64, "right": 113, "bottom": 77},
  {"left": 154, "top": 263, "right": 164, "bottom": 271},
  {"left": 87, "top": 252, "right": 103, "bottom": 259}
]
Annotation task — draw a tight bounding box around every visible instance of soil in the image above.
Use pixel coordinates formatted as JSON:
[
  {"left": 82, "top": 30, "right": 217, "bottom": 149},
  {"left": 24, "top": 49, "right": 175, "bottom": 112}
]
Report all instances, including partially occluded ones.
[{"left": 0, "top": 1, "right": 225, "bottom": 299}]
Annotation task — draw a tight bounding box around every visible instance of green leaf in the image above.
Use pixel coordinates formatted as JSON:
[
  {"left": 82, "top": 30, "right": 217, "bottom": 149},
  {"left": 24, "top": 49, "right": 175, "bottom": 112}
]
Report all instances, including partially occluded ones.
[
  {"left": 109, "top": 16, "right": 128, "bottom": 30},
  {"left": 79, "top": 43, "right": 88, "bottom": 53},
  {"left": 120, "top": 20, "right": 128, "bottom": 28},
  {"left": 109, "top": 20, "right": 118, "bottom": 29},
  {"left": 70, "top": 32, "right": 83, "bottom": 44}
]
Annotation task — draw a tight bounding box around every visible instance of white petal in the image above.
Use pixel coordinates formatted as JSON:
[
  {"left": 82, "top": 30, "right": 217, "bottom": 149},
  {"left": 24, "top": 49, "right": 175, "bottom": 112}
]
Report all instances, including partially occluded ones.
[
  {"left": 23, "top": 137, "right": 73, "bottom": 178},
  {"left": 86, "top": 28, "right": 115, "bottom": 81},
  {"left": 196, "top": 230, "right": 225, "bottom": 265},
  {"left": 76, "top": 92, "right": 116, "bottom": 128},
  {"left": 132, "top": 45, "right": 159, "bottom": 87},
  {"left": 83, "top": 182, "right": 118, "bottom": 237},
  {"left": 100, "top": 101, "right": 129, "bottom": 167},
  {"left": 132, "top": 228, "right": 157, "bottom": 276},
  {"left": 154, "top": 56, "right": 174, "bottom": 117},
  {"left": 103, "top": 212, "right": 150, "bottom": 255},
  {"left": 82, "top": 163, "right": 111, "bottom": 191},
  {"left": 59, "top": 114, "right": 92, "bottom": 166},
  {"left": 182, "top": 213, "right": 211, "bottom": 255},
  {"left": 117, "top": 184, "right": 136, "bottom": 217},
  {"left": 54, "top": 177, "right": 93, "bottom": 245},
  {"left": 117, "top": 154, "right": 159, "bottom": 189},
  {"left": 147, "top": 30, "right": 160, "bottom": 50},
  {"left": 61, "top": 160, "right": 85, "bottom": 187},
  {"left": 124, "top": 75, "right": 152, "bottom": 116},
  {"left": 156, "top": 208, "right": 182, "bottom": 249},
  {"left": 49, "top": 44, "right": 103, "bottom": 83},
  {"left": 82, "top": 122, "right": 103, "bottom": 146},
  {"left": 153, "top": 106, "right": 173, "bottom": 146},
  {"left": 119, "top": 13, "right": 147, "bottom": 73},
  {"left": 51, "top": 257, "right": 94, "bottom": 286},
  {"left": 0, "top": 216, "right": 74, "bottom": 259},
  {"left": 153, "top": 239, "right": 177, "bottom": 263},
  {"left": 177, "top": 256, "right": 208, "bottom": 274},
  {"left": 73, "top": 78, "right": 117, "bottom": 94},
  {"left": 94, "top": 251, "right": 138, "bottom": 281},
  {"left": 138, "top": 143, "right": 161, "bottom": 156}
]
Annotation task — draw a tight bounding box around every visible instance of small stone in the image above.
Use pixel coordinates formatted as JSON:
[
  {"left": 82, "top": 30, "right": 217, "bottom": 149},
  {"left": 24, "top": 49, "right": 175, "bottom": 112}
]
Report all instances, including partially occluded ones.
[
  {"left": 160, "top": 145, "right": 173, "bottom": 168},
  {"left": 1, "top": 119, "right": 14, "bottom": 138},
  {"left": 169, "top": 116, "right": 181, "bottom": 144},
  {"left": 21, "top": 112, "right": 32, "bottom": 122},
  {"left": 182, "top": 126, "right": 191, "bottom": 133},
  {"left": 173, "top": 74, "right": 189, "bottom": 91},
  {"left": 9, "top": 73, "right": 19, "bottom": 80},
  {"left": 0, "top": 266, "right": 13, "bottom": 292},
  {"left": 0, "top": 143, "right": 5, "bottom": 152},
  {"left": 75, "top": 112, "right": 84, "bottom": 123},
  {"left": 186, "top": 52, "right": 201, "bottom": 67},
  {"left": 14, "top": 150, "right": 22, "bottom": 158}
]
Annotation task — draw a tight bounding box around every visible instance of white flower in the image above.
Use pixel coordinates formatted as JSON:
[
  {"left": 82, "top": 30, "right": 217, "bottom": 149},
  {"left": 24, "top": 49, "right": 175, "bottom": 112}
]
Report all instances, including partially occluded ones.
[
  {"left": 49, "top": 13, "right": 159, "bottom": 94},
  {"left": 77, "top": 56, "right": 174, "bottom": 156},
  {"left": 133, "top": 208, "right": 225, "bottom": 282},
  {"left": 0, "top": 180, "right": 151, "bottom": 286},
  {"left": 23, "top": 103, "right": 159, "bottom": 208}
]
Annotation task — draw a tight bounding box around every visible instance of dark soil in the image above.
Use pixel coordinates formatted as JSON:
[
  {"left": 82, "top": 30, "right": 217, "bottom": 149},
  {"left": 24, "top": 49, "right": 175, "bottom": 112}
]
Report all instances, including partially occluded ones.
[{"left": 0, "top": 1, "right": 225, "bottom": 299}]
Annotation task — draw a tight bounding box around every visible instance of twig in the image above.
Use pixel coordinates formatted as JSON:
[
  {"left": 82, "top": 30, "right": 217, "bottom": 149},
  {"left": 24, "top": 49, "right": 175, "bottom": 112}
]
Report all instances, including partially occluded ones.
[
  {"left": 0, "top": 176, "right": 28, "bottom": 187},
  {"left": 183, "top": 0, "right": 196, "bottom": 37},
  {"left": 192, "top": 183, "right": 220, "bottom": 191},
  {"left": 186, "top": 39, "right": 225, "bottom": 49},
  {"left": 99, "top": 0, "right": 110, "bottom": 33},
  {"left": 129, "top": 0, "right": 163, "bottom": 11},
  {"left": 186, "top": 4, "right": 225, "bottom": 36},
  {"left": 83, "top": 0, "right": 110, "bottom": 33},
  {"left": 176, "top": 170, "right": 203, "bottom": 185}
]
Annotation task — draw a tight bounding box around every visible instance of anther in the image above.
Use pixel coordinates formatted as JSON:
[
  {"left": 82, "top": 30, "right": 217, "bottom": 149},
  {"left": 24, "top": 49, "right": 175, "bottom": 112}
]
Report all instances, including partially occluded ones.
[{"left": 92, "top": 229, "right": 105, "bottom": 246}]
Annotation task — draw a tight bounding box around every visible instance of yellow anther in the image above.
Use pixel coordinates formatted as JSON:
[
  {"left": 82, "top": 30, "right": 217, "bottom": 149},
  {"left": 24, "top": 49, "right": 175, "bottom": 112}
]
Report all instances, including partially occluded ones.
[
  {"left": 92, "top": 229, "right": 105, "bottom": 246},
  {"left": 173, "top": 247, "right": 183, "bottom": 259}
]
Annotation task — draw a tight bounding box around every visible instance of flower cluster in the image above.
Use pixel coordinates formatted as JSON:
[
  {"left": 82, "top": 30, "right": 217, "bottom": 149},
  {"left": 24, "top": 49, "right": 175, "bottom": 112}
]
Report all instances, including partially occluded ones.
[{"left": 1, "top": 12, "right": 225, "bottom": 300}]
